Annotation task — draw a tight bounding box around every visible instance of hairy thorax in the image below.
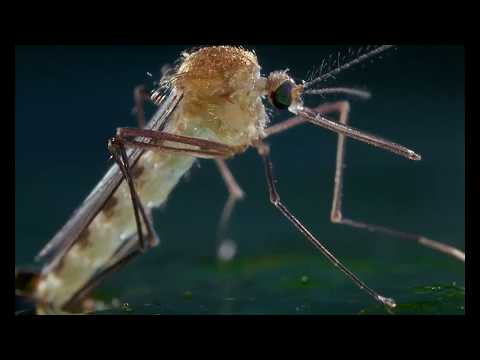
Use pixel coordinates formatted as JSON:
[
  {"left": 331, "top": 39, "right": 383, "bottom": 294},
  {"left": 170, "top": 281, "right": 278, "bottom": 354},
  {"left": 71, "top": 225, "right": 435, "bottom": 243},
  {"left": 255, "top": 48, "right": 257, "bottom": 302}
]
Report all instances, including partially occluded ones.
[{"left": 171, "top": 46, "right": 269, "bottom": 149}]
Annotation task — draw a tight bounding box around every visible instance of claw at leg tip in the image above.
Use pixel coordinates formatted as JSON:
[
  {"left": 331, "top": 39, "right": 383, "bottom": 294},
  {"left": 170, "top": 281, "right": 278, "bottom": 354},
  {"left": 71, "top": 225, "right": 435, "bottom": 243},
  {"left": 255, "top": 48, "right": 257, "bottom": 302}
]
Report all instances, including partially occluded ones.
[
  {"left": 378, "top": 295, "right": 397, "bottom": 309},
  {"left": 409, "top": 151, "right": 422, "bottom": 161}
]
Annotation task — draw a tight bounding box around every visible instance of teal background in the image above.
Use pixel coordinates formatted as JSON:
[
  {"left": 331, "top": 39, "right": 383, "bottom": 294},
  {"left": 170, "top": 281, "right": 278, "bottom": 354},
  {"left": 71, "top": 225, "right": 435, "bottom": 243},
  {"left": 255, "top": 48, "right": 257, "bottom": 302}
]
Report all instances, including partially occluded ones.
[{"left": 15, "top": 46, "right": 465, "bottom": 314}]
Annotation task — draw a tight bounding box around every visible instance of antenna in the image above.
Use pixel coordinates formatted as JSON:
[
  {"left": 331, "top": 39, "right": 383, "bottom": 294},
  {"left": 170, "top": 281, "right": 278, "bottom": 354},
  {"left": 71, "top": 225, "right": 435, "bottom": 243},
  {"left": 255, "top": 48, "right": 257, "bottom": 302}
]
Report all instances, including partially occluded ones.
[{"left": 305, "top": 45, "right": 395, "bottom": 89}]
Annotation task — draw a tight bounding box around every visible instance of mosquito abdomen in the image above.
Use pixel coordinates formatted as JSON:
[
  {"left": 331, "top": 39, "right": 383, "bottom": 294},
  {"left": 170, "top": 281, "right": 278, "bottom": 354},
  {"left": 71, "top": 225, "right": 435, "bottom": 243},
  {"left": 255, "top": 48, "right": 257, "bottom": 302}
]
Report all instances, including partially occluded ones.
[{"left": 35, "top": 150, "right": 196, "bottom": 310}]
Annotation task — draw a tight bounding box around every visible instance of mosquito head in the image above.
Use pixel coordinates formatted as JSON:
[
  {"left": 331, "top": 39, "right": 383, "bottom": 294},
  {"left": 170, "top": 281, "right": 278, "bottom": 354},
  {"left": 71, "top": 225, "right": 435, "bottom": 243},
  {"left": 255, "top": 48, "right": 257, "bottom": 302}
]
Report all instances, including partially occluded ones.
[{"left": 266, "top": 71, "right": 304, "bottom": 112}]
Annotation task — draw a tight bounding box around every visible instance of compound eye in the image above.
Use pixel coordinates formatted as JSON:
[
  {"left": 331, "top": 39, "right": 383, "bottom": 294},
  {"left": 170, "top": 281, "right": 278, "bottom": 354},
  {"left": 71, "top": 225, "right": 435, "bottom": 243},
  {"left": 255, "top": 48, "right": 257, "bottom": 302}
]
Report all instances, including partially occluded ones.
[{"left": 271, "top": 80, "right": 295, "bottom": 110}]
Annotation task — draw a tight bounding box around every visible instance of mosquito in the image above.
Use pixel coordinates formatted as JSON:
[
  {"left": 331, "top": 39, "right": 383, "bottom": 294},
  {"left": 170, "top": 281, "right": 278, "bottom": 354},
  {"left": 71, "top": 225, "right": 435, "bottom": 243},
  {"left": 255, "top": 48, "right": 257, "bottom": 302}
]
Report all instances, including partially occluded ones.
[{"left": 15, "top": 45, "right": 465, "bottom": 314}]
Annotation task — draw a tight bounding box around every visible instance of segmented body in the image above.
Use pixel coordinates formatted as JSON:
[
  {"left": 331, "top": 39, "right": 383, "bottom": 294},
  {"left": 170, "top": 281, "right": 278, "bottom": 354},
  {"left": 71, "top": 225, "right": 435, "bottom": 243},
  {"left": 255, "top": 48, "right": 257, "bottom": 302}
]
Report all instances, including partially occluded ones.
[{"left": 34, "top": 46, "right": 269, "bottom": 311}]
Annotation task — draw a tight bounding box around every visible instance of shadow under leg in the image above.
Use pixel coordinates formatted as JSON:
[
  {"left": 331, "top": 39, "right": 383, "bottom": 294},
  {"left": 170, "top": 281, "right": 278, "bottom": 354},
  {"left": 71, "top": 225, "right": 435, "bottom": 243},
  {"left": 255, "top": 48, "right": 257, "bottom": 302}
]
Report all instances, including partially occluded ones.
[{"left": 215, "top": 159, "right": 245, "bottom": 262}]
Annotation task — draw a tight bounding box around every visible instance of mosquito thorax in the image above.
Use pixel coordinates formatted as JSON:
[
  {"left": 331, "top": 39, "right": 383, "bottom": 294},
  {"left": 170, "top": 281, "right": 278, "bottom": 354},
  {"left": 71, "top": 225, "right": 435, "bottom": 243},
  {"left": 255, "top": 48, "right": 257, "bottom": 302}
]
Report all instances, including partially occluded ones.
[
  {"left": 266, "top": 71, "right": 304, "bottom": 111},
  {"left": 168, "top": 46, "right": 269, "bottom": 148}
]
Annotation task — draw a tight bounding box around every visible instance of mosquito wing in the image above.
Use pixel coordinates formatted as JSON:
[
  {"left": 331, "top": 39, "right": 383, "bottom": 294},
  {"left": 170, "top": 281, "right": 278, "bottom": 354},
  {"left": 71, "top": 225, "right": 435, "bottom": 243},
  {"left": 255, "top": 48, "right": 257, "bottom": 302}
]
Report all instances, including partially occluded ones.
[{"left": 36, "top": 88, "right": 183, "bottom": 272}]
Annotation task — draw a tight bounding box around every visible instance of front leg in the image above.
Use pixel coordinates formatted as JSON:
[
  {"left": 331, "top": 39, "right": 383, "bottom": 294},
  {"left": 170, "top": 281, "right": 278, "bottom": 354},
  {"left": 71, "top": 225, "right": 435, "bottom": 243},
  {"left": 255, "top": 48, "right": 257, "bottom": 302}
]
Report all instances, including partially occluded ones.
[
  {"left": 256, "top": 141, "right": 396, "bottom": 308},
  {"left": 108, "top": 137, "right": 158, "bottom": 251},
  {"left": 265, "top": 101, "right": 464, "bottom": 262},
  {"left": 327, "top": 101, "right": 465, "bottom": 262},
  {"left": 109, "top": 128, "right": 238, "bottom": 253}
]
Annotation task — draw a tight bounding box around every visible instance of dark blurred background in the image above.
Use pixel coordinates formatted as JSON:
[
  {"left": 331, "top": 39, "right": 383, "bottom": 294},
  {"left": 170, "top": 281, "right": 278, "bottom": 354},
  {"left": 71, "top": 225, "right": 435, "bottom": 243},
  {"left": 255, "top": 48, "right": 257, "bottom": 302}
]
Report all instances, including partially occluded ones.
[{"left": 15, "top": 46, "right": 464, "bottom": 314}]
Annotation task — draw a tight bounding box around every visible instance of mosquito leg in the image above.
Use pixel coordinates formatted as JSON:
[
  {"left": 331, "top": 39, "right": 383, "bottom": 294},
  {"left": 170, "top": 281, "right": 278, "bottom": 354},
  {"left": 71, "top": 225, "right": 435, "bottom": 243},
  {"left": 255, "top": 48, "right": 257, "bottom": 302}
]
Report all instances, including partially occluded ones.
[
  {"left": 108, "top": 138, "right": 157, "bottom": 251},
  {"left": 109, "top": 130, "right": 237, "bottom": 250},
  {"left": 64, "top": 214, "right": 160, "bottom": 314},
  {"left": 265, "top": 102, "right": 465, "bottom": 262},
  {"left": 215, "top": 159, "right": 245, "bottom": 262},
  {"left": 63, "top": 246, "right": 142, "bottom": 313},
  {"left": 327, "top": 101, "right": 465, "bottom": 262},
  {"left": 133, "top": 64, "right": 179, "bottom": 129},
  {"left": 114, "top": 127, "right": 237, "bottom": 158},
  {"left": 133, "top": 85, "right": 151, "bottom": 129},
  {"left": 256, "top": 141, "right": 396, "bottom": 309}
]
